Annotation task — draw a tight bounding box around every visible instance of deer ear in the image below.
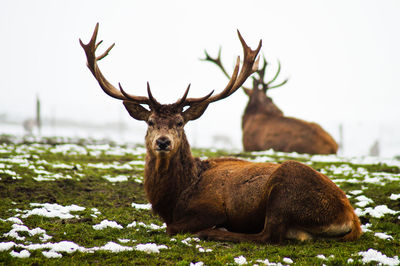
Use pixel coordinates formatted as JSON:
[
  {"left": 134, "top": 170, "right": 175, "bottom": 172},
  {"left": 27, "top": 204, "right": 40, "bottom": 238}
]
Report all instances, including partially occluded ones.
[
  {"left": 123, "top": 101, "right": 151, "bottom": 121},
  {"left": 182, "top": 103, "right": 209, "bottom": 122}
]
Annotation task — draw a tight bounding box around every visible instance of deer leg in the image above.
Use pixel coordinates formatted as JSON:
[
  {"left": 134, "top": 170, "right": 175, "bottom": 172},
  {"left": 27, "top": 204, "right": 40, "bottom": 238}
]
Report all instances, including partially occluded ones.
[
  {"left": 166, "top": 213, "right": 227, "bottom": 236},
  {"left": 196, "top": 196, "right": 288, "bottom": 244},
  {"left": 195, "top": 212, "right": 286, "bottom": 244}
]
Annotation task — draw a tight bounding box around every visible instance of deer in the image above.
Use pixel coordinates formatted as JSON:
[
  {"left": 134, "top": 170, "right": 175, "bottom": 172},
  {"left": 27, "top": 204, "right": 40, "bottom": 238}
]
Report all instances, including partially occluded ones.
[
  {"left": 202, "top": 51, "right": 339, "bottom": 155},
  {"left": 80, "top": 23, "right": 361, "bottom": 244}
]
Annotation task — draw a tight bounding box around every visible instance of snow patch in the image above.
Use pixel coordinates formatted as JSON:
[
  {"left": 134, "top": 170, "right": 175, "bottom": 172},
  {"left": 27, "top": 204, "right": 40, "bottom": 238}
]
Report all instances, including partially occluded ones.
[
  {"left": 135, "top": 243, "right": 168, "bottom": 254},
  {"left": 131, "top": 202, "right": 152, "bottom": 210},
  {"left": 283, "top": 257, "right": 293, "bottom": 264},
  {"left": 98, "top": 241, "right": 133, "bottom": 252},
  {"left": 374, "top": 232, "right": 393, "bottom": 240},
  {"left": 10, "top": 249, "right": 30, "bottom": 258},
  {"left": 390, "top": 193, "right": 400, "bottom": 200},
  {"left": 234, "top": 255, "right": 247, "bottom": 265},
  {"left": 358, "top": 249, "right": 399, "bottom": 266},
  {"left": 92, "top": 220, "right": 123, "bottom": 230},
  {"left": 20, "top": 203, "right": 85, "bottom": 219},
  {"left": 355, "top": 205, "right": 399, "bottom": 218},
  {"left": 42, "top": 250, "right": 62, "bottom": 258}
]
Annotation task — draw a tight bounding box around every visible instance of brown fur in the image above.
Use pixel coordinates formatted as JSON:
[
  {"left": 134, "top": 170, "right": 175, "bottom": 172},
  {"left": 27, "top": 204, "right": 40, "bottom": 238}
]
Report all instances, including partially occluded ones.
[
  {"left": 242, "top": 89, "right": 338, "bottom": 154},
  {"left": 141, "top": 119, "right": 361, "bottom": 244},
  {"left": 81, "top": 25, "right": 360, "bottom": 244},
  {"left": 202, "top": 50, "right": 338, "bottom": 154}
]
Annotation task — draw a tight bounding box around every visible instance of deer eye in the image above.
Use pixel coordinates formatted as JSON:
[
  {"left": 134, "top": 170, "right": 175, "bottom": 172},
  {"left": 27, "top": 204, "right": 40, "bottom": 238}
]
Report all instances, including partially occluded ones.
[
  {"left": 148, "top": 120, "right": 155, "bottom": 126},
  {"left": 177, "top": 121, "right": 183, "bottom": 127}
]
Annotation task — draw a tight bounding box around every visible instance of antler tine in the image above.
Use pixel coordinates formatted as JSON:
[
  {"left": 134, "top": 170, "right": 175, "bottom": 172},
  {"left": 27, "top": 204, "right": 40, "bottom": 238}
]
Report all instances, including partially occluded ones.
[
  {"left": 269, "top": 78, "right": 289, "bottom": 89},
  {"left": 80, "top": 23, "right": 152, "bottom": 105},
  {"left": 207, "top": 31, "right": 261, "bottom": 102},
  {"left": 119, "top": 83, "right": 150, "bottom": 104},
  {"left": 256, "top": 56, "right": 268, "bottom": 84},
  {"left": 146, "top": 82, "right": 162, "bottom": 108},
  {"left": 182, "top": 31, "right": 261, "bottom": 107},
  {"left": 174, "top": 84, "right": 191, "bottom": 108},
  {"left": 202, "top": 46, "right": 253, "bottom": 92},
  {"left": 202, "top": 47, "right": 230, "bottom": 80},
  {"left": 266, "top": 59, "right": 282, "bottom": 86}
]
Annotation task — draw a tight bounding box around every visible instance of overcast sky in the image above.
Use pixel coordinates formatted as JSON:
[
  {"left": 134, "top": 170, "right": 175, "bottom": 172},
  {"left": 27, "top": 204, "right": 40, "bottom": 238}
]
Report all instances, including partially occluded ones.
[{"left": 1, "top": 0, "right": 399, "bottom": 155}]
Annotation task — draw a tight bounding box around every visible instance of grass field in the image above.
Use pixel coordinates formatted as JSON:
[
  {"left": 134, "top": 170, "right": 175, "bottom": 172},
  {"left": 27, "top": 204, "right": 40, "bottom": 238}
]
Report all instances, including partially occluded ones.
[{"left": 0, "top": 134, "right": 399, "bottom": 265}]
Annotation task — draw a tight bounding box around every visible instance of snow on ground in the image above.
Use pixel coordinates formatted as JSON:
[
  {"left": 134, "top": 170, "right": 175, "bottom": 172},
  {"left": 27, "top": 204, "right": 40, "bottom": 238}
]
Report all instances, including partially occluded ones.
[
  {"left": 358, "top": 249, "right": 400, "bottom": 266},
  {"left": 234, "top": 255, "right": 247, "bottom": 265},
  {"left": 10, "top": 249, "right": 30, "bottom": 258},
  {"left": 135, "top": 243, "right": 168, "bottom": 254},
  {"left": 0, "top": 137, "right": 399, "bottom": 263},
  {"left": 18, "top": 203, "right": 85, "bottom": 219},
  {"left": 103, "top": 174, "right": 129, "bottom": 182},
  {"left": 355, "top": 205, "right": 399, "bottom": 218},
  {"left": 282, "top": 257, "right": 293, "bottom": 264},
  {"left": 3, "top": 224, "right": 52, "bottom": 242},
  {"left": 92, "top": 220, "right": 123, "bottom": 230},
  {"left": 374, "top": 232, "right": 394, "bottom": 240},
  {"left": 390, "top": 193, "right": 400, "bottom": 200},
  {"left": 87, "top": 162, "right": 133, "bottom": 170},
  {"left": 97, "top": 241, "right": 133, "bottom": 252},
  {"left": 42, "top": 250, "right": 63, "bottom": 258},
  {"left": 131, "top": 202, "right": 152, "bottom": 210}
]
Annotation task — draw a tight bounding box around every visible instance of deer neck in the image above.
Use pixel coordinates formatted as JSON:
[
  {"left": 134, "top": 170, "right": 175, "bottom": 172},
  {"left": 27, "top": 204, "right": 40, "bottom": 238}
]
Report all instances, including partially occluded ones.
[{"left": 144, "top": 133, "right": 199, "bottom": 224}]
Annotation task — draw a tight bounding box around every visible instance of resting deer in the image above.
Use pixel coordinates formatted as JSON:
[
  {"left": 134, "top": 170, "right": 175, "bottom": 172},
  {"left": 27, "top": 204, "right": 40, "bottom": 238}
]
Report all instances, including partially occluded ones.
[
  {"left": 203, "top": 51, "right": 338, "bottom": 154},
  {"left": 80, "top": 23, "right": 361, "bottom": 244}
]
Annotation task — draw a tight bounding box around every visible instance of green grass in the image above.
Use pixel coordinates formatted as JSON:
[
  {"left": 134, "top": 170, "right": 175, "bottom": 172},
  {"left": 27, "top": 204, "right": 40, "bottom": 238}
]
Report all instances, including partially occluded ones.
[{"left": 0, "top": 135, "right": 399, "bottom": 265}]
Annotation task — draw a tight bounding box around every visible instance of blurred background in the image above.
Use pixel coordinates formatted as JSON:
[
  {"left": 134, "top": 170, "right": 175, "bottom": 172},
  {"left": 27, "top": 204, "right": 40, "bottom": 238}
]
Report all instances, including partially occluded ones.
[{"left": 1, "top": 0, "right": 399, "bottom": 157}]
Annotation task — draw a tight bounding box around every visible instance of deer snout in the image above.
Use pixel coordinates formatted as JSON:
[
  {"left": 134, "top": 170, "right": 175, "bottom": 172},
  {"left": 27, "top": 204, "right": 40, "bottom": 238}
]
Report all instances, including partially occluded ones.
[{"left": 156, "top": 136, "right": 171, "bottom": 151}]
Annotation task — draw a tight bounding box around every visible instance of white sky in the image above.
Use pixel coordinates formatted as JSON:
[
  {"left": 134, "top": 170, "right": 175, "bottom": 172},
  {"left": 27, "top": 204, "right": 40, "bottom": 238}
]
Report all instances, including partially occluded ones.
[{"left": 1, "top": 0, "right": 400, "bottom": 155}]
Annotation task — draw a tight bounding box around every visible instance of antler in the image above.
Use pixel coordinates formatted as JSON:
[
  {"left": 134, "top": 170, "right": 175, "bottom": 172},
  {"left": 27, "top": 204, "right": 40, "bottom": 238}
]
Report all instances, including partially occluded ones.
[
  {"left": 255, "top": 58, "right": 288, "bottom": 92},
  {"left": 79, "top": 23, "right": 161, "bottom": 108},
  {"left": 176, "top": 30, "right": 261, "bottom": 108},
  {"left": 81, "top": 23, "right": 261, "bottom": 111},
  {"left": 203, "top": 45, "right": 287, "bottom": 93}
]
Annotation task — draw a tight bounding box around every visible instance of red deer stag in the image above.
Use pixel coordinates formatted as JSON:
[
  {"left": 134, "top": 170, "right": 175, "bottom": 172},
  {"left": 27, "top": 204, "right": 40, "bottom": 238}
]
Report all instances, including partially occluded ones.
[
  {"left": 203, "top": 51, "right": 338, "bottom": 154},
  {"left": 80, "top": 23, "right": 361, "bottom": 244}
]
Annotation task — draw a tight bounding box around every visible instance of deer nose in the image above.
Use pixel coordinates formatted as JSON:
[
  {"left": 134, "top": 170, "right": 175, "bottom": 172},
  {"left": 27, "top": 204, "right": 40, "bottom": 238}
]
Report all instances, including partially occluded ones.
[{"left": 156, "top": 136, "right": 171, "bottom": 151}]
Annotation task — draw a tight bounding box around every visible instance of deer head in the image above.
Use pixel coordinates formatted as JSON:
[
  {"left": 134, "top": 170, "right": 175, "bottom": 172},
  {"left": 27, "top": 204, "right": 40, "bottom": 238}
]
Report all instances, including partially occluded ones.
[
  {"left": 202, "top": 50, "right": 287, "bottom": 116},
  {"left": 80, "top": 23, "right": 261, "bottom": 158}
]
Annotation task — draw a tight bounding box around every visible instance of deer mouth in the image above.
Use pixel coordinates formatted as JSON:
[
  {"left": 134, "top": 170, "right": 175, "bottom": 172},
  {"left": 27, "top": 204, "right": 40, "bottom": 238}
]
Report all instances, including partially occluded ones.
[{"left": 155, "top": 147, "right": 171, "bottom": 153}]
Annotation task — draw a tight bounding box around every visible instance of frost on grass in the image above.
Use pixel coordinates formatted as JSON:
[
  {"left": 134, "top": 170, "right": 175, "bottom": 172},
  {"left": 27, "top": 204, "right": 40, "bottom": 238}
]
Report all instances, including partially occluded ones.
[
  {"left": 92, "top": 220, "right": 123, "bottom": 230},
  {"left": 255, "top": 258, "right": 283, "bottom": 266},
  {"left": 181, "top": 237, "right": 200, "bottom": 246},
  {"left": 358, "top": 249, "right": 400, "bottom": 266},
  {"left": 50, "top": 144, "right": 87, "bottom": 155},
  {"left": 87, "top": 162, "right": 132, "bottom": 170},
  {"left": 127, "top": 221, "right": 166, "bottom": 231}
]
